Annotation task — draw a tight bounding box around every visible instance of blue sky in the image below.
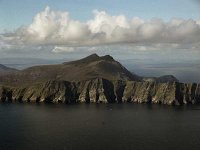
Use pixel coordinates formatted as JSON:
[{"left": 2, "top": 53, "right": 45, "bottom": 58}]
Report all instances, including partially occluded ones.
[{"left": 0, "top": 0, "right": 200, "bottom": 32}]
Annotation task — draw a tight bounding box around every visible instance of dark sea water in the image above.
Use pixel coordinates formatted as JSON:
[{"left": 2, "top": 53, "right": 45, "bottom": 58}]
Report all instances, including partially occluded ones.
[{"left": 0, "top": 103, "right": 200, "bottom": 150}]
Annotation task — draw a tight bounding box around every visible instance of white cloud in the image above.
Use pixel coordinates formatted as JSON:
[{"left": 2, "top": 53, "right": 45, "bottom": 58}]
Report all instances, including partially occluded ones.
[
  {"left": 87, "top": 10, "right": 129, "bottom": 38},
  {"left": 52, "top": 46, "right": 75, "bottom": 53},
  {"left": 1, "top": 6, "right": 200, "bottom": 53},
  {"left": 23, "top": 6, "right": 91, "bottom": 45}
]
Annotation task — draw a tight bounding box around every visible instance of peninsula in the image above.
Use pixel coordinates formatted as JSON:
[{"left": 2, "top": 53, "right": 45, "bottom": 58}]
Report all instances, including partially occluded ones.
[{"left": 0, "top": 54, "right": 199, "bottom": 105}]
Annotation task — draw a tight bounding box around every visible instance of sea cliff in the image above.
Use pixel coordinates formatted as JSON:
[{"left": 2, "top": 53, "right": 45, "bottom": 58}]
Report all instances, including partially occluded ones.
[{"left": 1, "top": 78, "right": 199, "bottom": 105}]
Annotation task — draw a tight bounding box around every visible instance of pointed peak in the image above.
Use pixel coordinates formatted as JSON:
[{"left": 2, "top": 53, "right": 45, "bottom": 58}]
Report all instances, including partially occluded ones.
[
  {"left": 81, "top": 53, "right": 114, "bottom": 62},
  {"left": 80, "top": 53, "right": 100, "bottom": 62},
  {"left": 84, "top": 53, "right": 99, "bottom": 59},
  {"left": 100, "top": 55, "right": 114, "bottom": 61},
  {"left": 63, "top": 53, "right": 100, "bottom": 65},
  {"left": 63, "top": 54, "right": 116, "bottom": 65},
  {"left": 82, "top": 54, "right": 115, "bottom": 63}
]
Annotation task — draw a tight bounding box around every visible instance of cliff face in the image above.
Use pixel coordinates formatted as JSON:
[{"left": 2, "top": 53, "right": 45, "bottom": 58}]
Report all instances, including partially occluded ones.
[
  {"left": 122, "top": 81, "right": 200, "bottom": 105},
  {"left": 1, "top": 79, "right": 200, "bottom": 105}
]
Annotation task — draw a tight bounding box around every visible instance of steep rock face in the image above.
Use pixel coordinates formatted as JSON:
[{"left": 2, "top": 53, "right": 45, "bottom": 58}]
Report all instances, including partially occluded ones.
[
  {"left": 1, "top": 79, "right": 200, "bottom": 105},
  {"left": 77, "top": 78, "right": 115, "bottom": 103},
  {"left": 122, "top": 81, "right": 177, "bottom": 105},
  {"left": 176, "top": 83, "right": 200, "bottom": 104},
  {"left": 0, "top": 79, "right": 115, "bottom": 104},
  {"left": 113, "top": 80, "right": 126, "bottom": 102},
  {"left": 0, "top": 86, "right": 13, "bottom": 102},
  {"left": 9, "top": 81, "right": 73, "bottom": 103},
  {"left": 122, "top": 82, "right": 200, "bottom": 105}
]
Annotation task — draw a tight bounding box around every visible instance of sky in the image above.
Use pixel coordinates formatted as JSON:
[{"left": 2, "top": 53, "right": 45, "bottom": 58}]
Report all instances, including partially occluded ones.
[
  {"left": 0, "top": 0, "right": 200, "bottom": 82},
  {"left": 0, "top": 0, "right": 200, "bottom": 32}
]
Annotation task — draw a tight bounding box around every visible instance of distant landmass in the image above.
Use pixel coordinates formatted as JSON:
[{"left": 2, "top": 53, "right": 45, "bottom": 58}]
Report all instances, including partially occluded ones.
[
  {"left": 0, "top": 54, "right": 199, "bottom": 105},
  {"left": 0, "top": 64, "right": 18, "bottom": 74}
]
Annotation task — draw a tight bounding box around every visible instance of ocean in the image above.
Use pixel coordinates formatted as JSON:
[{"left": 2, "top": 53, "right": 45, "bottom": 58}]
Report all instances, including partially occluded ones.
[{"left": 0, "top": 103, "right": 200, "bottom": 150}]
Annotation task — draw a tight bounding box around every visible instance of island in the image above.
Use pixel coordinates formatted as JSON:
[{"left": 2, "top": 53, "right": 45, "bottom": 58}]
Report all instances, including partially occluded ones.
[{"left": 0, "top": 54, "right": 199, "bottom": 105}]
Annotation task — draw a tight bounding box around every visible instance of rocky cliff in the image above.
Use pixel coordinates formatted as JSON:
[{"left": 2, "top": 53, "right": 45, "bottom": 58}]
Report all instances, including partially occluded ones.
[
  {"left": 0, "top": 54, "right": 199, "bottom": 105},
  {"left": 0, "top": 78, "right": 200, "bottom": 105}
]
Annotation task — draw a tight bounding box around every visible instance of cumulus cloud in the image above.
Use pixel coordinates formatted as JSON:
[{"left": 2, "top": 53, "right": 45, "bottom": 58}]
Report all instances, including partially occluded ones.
[
  {"left": 0, "top": 6, "right": 200, "bottom": 53},
  {"left": 52, "top": 46, "right": 75, "bottom": 53}
]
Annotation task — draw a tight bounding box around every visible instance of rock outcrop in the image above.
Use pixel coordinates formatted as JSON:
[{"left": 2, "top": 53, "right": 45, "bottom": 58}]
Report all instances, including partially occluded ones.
[{"left": 0, "top": 79, "right": 200, "bottom": 105}]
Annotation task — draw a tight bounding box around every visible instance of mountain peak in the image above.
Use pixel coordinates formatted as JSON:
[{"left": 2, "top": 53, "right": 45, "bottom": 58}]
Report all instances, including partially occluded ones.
[
  {"left": 81, "top": 53, "right": 100, "bottom": 61},
  {"left": 60, "top": 54, "right": 141, "bottom": 81},
  {"left": 63, "top": 54, "right": 115, "bottom": 65},
  {"left": 101, "top": 55, "right": 114, "bottom": 61},
  {"left": 88, "top": 53, "right": 99, "bottom": 58},
  {"left": 84, "top": 54, "right": 114, "bottom": 62}
]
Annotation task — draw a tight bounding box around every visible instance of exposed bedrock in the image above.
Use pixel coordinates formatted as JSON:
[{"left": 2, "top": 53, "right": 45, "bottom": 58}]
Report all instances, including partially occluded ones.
[{"left": 0, "top": 79, "right": 200, "bottom": 105}]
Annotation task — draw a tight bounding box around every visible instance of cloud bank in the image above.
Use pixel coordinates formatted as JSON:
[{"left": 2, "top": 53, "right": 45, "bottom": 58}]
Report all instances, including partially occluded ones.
[{"left": 0, "top": 6, "right": 200, "bottom": 53}]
